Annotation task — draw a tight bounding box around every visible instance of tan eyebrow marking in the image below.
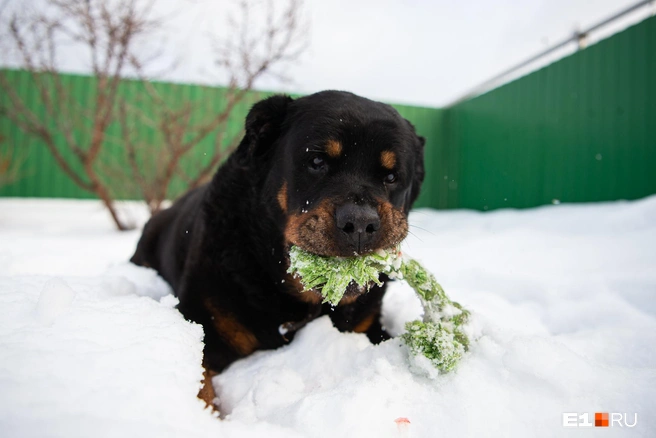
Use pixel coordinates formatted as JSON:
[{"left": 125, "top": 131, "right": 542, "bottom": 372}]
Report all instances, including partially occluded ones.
[
  {"left": 326, "top": 139, "right": 343, "bottom": 158},
  {"left": 381, "top": 150, "right": 396, "bottom": 169}
]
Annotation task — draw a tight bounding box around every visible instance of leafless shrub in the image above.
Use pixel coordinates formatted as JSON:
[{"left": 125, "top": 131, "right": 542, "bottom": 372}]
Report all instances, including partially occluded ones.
[
  {"left": 1, "top": 0, "right": 308, "bottom": 225},
  {"left": 0, "top": 0, "right": 163, "bottom": 229},
  {"left": 118, "top": 0, "right": 308, "bottom": 215},
  {"left": 0, "top": 134, "right": 27, "bottom": 187}
]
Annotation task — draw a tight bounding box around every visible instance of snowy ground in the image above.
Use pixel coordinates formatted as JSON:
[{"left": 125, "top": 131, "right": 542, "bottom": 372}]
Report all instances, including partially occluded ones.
[{"left": 0, "top": 197, "right": 654, "bottom": 437}]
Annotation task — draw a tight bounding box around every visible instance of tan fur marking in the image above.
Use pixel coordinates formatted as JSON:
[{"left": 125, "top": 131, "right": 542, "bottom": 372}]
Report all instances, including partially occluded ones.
[
  {"left": 204, "top": 298, "right": 260, "bottom": 356},
  {"left": 197, "top": 364, "right": 218, "bottom": 409},
  {"left": 277, "top": 181, "right": 288, "bottom": 212},
  {"left": 353, "top": 312, "right": 377, "bottom": 333},
  {"left": 381, "top": 150, "right": 396, "bottom": 169},
  {"left": 326, "top": 139, "right": 343, "bottom": 158},
  {"left": 376, "top": 200, "right": 409, "bottom": 249},
  {"left": 338, "top": 295, "right": 360, "bottom": 306},
  {"left": 286, "top": 198, "right": 408, "bottom": 257},
  {"left": 283, "top": 272, "right": 361, "bottom": 306},
  {"left": 284, "top": 273, "right": 324, "bottom": 304},
  {"left": 285, "top": 198, "right": 339, "bottom": 256}
]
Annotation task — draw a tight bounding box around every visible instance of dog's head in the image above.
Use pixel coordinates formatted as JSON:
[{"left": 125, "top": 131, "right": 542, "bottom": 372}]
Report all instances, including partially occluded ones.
[{"left": 237, "top": 90, "right": 425, "bottom": 258}]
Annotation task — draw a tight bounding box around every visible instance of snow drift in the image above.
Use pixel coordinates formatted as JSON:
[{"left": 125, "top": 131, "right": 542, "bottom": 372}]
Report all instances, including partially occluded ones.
[{"left": 1, "top": 197, "right": 654, "bottom": 437}]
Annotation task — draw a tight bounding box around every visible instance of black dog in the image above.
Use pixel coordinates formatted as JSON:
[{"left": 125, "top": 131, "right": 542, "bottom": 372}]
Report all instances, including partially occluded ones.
[{"left": 131, "top": 91, "right": 425, "bottom": 404}]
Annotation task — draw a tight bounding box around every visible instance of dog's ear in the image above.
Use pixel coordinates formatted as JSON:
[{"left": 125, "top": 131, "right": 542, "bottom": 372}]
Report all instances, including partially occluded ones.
[
  {"left": 236, "top": 94, "right": 293, "bottom": 164},
  {"left": 405, "top": 120, "right": 426, "bottom": 210}
]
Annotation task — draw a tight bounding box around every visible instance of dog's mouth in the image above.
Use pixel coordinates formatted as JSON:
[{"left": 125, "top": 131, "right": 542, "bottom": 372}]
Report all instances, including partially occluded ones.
[
  {"left": 340, "top": 279, "right": 378, "bottom": 298},
  {"left": 284, "top": 199, "right": 408, "bottom": 258},
  {"left": 285, "top": 272, "right": 375, "bottom": 305},
  {"left": 282, "top": 245, "right": 387, "bottom": 305},
  {"left": 280, "top": 197, "right": 407, "bottom": 304}
]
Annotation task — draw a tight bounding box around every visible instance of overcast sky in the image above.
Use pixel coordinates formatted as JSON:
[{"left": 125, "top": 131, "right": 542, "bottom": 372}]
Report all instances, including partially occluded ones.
[
  {"left": 165, "top": 0, "right": 654, "bottom": 106},
  {"left": 2, "top": 0, "right": 654, "bottom": 107}
]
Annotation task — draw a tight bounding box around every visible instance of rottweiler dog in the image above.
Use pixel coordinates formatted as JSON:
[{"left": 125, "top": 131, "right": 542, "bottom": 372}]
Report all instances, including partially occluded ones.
[{"left": 130, "top": 90, "right": 425, "bottom": 405}]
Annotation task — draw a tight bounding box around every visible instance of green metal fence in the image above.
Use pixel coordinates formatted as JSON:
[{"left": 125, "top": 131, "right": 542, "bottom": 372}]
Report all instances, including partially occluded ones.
[
  {"left": 0, "top": 70, "right": 442, "bottom": 209},
  {"left": 1, "top": 15, "right": 655, "bottom": 211},
  {"left": 443, "top": 15, "right": 656, "bottom": 210},
  {"left": 0, "top": 71, "right": 270, "bottom": 201}
]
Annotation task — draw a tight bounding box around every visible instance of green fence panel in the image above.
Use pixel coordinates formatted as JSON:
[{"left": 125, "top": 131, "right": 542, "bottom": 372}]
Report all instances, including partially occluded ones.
[
  {"left": 2, "top": 15, "right": 655, "bottom": 211},
  {"left": 389, "top": 103, "right": 444, "bottom": 209},
  {"left": 446, "top": 15, "right": 656, "bottom": 211},
  {"left": 0, "top": 70, "right": 444, "bottom": 208}
]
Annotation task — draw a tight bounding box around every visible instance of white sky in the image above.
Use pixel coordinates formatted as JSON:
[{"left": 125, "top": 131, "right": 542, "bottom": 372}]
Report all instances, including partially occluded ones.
[
  {"left": 2, "top": 0, "right": 654, "bottom": 107},
  {"left": 164, "top": 0, "right": 654, "bottom": 106}
]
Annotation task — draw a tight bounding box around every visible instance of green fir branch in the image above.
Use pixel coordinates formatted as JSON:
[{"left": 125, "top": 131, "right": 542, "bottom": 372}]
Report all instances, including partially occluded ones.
[{"left": 287, "top": 245, "right": 472, "bottom": 373}]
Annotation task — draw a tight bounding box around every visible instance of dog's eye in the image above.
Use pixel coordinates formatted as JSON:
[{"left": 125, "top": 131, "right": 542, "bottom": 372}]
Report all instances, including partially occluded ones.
[
  {"left": 309, "top": 156, "right": 327, "bottom": 172},
  {"left": 384, "top": 172, "right": 397, "bottom": 184}
]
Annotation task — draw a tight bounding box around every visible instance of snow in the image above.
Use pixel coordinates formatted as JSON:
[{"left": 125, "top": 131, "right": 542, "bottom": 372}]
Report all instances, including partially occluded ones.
[{"left": 1, "top": 197, "right": 655, "bottom": 437}]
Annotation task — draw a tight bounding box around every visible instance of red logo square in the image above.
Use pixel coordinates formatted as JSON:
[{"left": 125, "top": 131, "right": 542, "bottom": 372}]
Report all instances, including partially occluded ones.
[{"left": 595, "top": 412, "right": 609, "bottom": 427}]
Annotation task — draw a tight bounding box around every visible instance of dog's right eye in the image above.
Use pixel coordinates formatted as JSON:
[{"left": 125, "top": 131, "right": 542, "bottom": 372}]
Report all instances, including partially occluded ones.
[{"left": 308, "top": 156, "right": 328, "bottom": 173}]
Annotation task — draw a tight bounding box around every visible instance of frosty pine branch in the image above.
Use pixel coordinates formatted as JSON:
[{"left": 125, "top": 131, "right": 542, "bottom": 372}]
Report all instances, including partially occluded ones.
[{"left": 287, "top": 246, "right": 472, "bottom": 373}]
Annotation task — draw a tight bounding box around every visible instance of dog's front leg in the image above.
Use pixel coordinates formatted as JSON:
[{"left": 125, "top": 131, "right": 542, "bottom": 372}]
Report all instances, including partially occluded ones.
[{"left": 327, "top": 284, "right": 391, "bottom": 344}]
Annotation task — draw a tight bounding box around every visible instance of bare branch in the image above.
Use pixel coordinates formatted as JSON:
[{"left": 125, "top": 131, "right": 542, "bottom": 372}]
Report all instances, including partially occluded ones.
[
  {"left": 0, "top": 0, "right": 167, "bottom": 230},
  {"left": 2, "top": 0, "right": 308, "bottom": 222},
  {"left": 0, "top": 133, "right": 27, "bottom": 188},
  {"left": 212, "top": 0, "right": 308, "bottom": 90}
]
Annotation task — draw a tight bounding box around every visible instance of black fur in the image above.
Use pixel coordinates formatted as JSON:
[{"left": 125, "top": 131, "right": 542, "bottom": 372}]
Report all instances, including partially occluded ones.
[{"left": 131, "top": 90, "right": 425, "bottom": 374}]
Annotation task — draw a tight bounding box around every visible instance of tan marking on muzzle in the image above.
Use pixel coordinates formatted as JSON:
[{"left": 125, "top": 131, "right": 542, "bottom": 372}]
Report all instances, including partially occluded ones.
[
  {"left": 376, "top": 200, "right": 409, "bottom": 249},
  {"left": 285, "top": 198, "right": 340, "bottom": 256},
  {"left": 283, "top": 272, "right": 324, "bottom": 304},
  {"left": 337, "top": 294, "right": 360, "bottom": 306}
]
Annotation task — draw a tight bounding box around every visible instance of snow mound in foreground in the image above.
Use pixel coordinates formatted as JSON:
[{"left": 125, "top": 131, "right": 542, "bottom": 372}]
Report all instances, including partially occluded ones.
[{"left": 1, "top": 197, "right": 655, "bottom": 437}]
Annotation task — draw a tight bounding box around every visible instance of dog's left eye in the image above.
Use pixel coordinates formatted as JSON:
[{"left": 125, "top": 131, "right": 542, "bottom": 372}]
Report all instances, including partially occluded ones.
[
  {"left": 384, "top": 172, "right": 398, "bottom": 184},
  {"left": 309, "top": 156, "right": 327, "bottom": 173}
]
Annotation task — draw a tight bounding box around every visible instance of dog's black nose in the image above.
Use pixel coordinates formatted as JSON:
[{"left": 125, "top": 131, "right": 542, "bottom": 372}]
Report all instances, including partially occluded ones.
[{"left": 335, "top": 203, "right": 380, "bottom": 254}]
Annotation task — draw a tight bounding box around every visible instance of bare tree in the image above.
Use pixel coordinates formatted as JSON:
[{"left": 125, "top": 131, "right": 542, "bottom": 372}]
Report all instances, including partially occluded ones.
[
  {"left": 1, "top": 0, "right": 308, "bottom": 224},
  {"left": 117, "top": 0, "right": 308, "bottom": 215},
  {"left": 0, "top": 0, "right": 163, "bottom": 230},
  {"left": 115, "top": 89, "right": 242, "bottom": 215},
  {"left": 0, "top": 133, "right": 26, "bottom": 188}
]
